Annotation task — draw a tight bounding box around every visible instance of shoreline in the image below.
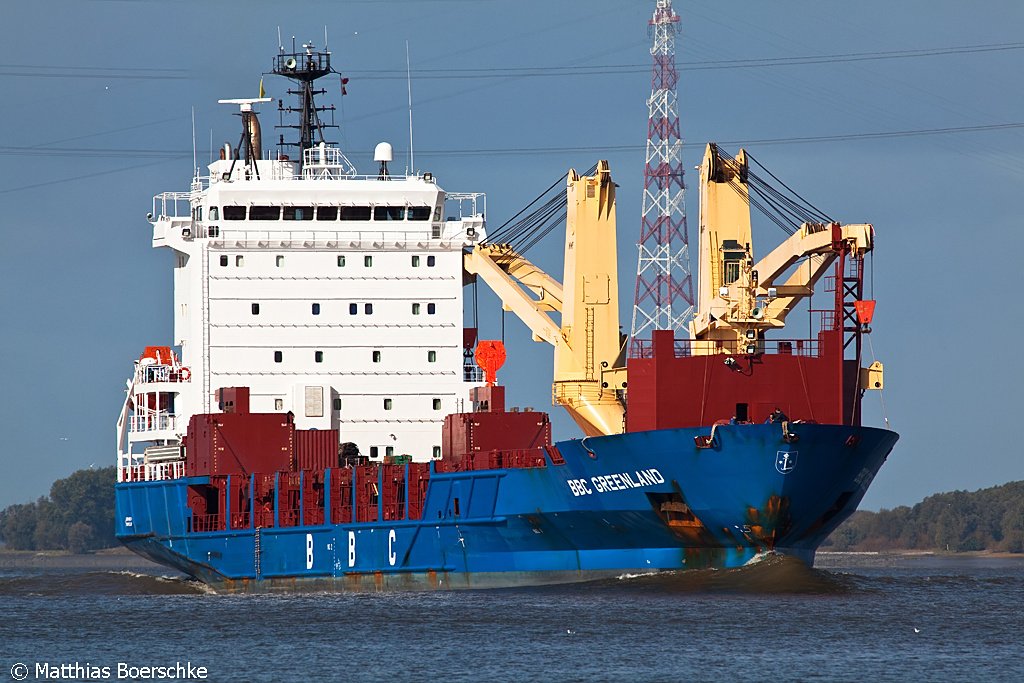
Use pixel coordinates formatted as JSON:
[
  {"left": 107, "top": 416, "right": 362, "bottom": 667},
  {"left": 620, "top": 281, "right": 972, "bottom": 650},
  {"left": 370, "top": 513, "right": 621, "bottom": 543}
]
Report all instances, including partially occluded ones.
[
  {"left": 814, "top": 549, "right": 1024, "bottom": 568},
  {"left": 0, "top": 547, "right": 164, "bottom": 571}
]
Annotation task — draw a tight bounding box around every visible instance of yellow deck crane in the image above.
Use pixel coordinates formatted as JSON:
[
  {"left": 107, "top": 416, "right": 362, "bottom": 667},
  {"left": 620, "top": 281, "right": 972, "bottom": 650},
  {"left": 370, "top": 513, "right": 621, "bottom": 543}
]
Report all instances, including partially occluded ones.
[
  {"left": 690, "top": 143, "right": 880, "bottom": 381},
  {"left": 464, "top": 161, "right": 628, "bottom": 437},
  {"left": 466, "top": 148, "right": 883, "bottom": 440}
]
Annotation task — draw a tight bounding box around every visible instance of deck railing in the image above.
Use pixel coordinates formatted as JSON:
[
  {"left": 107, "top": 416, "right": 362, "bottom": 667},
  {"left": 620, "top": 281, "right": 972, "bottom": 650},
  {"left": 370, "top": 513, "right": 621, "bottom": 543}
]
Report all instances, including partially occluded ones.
[
  {"left": 630, "top": 338, "right": 822, "bottom": 359},
  {"left": 121, "top": 460, "right": 185, "bottom": 483},
  {"left": 127, "top": 413, "right": 178, "bottom": 433}
]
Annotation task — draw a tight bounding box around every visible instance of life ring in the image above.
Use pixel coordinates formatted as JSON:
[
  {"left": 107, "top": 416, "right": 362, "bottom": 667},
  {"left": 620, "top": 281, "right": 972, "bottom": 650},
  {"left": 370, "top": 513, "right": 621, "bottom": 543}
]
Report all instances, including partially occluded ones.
[{"left": 180, "top": 367, "right": 192, "bottom": 381}]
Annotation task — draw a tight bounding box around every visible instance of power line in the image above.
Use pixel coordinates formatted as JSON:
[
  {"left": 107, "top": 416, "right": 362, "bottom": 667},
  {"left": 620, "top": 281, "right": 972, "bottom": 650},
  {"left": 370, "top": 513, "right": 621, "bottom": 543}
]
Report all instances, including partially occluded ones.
[
  {"left": 344, "top": 41, "right": 1024, "bottom": 80},
  {"left": 0, "top": 64, "right": 188, "bottom": 80},
  {"left": 1, "top": 121, "right": 1022, "bottom": 163},
  {"left": 3, "top": 41, "right": 1017, "bottom": 82},
  {"left": 0, "top": 159, "right": 177, "bottom": 195}
]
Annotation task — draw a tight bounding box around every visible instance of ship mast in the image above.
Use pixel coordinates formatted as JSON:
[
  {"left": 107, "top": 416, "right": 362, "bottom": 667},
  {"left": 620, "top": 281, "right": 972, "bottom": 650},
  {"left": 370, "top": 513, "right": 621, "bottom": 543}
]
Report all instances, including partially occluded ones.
[{"left": 272, "top": 41, "right": 338, "bottom": 166}]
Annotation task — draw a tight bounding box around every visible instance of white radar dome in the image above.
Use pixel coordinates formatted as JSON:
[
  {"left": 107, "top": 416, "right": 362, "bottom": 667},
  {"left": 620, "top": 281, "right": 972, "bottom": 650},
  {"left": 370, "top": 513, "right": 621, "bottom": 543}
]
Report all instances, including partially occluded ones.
[{"left": 374, "top": 142, "right": 393, "bottom": 163}]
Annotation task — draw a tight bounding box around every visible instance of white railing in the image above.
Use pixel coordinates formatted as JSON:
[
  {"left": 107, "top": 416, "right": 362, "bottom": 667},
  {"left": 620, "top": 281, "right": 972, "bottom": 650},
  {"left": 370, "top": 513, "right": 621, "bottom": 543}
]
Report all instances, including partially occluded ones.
[
  {"left": 445, "top": 192, "right": 486, "bottom": 219},
  {"left": 128, "top": 413, "right": 178, "bottom": 433},
  {"left": 121, "top": 460, "right": 185, "bottom": 483},
  {"left": 302, "top": 145, "right": 358, "bottom": 178},
  {"left": 135, "top": 364, "right": 191, "bottom": 384},
  {"left": 152, "top": 191, "right": 192, "bottom": 219},
  {"left": 202, "top": 225, "right": 481, "bottom": 247}
]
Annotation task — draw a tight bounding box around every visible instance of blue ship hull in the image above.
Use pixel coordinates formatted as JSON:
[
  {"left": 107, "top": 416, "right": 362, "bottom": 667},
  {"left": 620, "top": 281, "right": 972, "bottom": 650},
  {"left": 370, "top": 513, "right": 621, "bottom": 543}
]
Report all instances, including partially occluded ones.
[{"left": 115, "top": 423, "right": 897, "bottom": 591}]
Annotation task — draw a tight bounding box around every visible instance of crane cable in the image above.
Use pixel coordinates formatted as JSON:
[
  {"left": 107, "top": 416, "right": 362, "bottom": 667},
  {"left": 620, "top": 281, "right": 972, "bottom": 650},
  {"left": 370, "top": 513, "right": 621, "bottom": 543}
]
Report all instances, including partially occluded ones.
[{"left": 485, "top": 162, "right": 598, "bottom": 257}]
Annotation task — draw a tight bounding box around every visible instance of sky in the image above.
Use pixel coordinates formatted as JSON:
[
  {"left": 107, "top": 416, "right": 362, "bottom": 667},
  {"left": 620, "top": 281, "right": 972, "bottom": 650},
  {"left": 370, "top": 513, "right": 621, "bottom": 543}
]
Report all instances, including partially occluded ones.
[{"left": 0, "top": 0, "right": 1022, "bottom": 511}]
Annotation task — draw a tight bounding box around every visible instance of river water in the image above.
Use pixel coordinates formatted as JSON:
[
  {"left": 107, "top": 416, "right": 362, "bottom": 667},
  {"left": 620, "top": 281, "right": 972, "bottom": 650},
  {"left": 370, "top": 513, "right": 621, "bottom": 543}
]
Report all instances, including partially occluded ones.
[{"left": 1, "top": 554, "right": 1021, "bottom": 682}]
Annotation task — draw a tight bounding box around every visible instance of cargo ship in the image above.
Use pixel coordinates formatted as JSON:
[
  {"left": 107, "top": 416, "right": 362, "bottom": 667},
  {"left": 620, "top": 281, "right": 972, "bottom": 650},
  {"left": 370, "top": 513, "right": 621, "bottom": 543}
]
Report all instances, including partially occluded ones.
[{"left": 114, "top": 44, "right": 898, "bottom": 591}]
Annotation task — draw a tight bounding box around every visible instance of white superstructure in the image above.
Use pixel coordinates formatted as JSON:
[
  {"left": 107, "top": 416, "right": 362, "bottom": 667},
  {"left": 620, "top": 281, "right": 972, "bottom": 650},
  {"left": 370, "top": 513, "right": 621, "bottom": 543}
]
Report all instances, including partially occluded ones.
[{"left": 117, "top": 57, "right": 485, "bottom": 479}]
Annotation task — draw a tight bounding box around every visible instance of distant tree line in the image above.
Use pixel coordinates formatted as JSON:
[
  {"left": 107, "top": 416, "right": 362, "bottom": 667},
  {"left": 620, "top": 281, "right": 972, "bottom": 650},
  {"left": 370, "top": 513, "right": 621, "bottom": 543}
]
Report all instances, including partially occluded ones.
[
  {"left": 0, "top": 467, "right": 117, "bottom": 553},
  {"left": 824, "top": 481, "right": 1024, "bottom": 552}
]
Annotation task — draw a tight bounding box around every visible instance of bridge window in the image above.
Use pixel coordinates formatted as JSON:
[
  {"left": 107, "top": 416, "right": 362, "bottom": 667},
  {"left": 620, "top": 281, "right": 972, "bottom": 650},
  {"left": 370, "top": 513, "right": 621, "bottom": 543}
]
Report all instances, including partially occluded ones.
[
  {"left": 235, "top": 255, "right": 244, "bottom": 267},
  {"left": 209, "top": 207, "right": 219, "bottom": 221},
  {"left": 364, "top": 255, "right": 373, "bottom": 267},
  {"left": 284, "top": 206, "right": 313, "bottom": 221},
  {"left": 412, "top": 303, "right": 421, "bottom": 315},
  {"left": 427, "top": 303, "right": 436, "bottom": 315},
  {"left": 412, "top": 255, "right": 420, "bottom": 267},
  {"left": 374, "top": 206, "right": 405, "bottom": 221},
  {"left": 383, "top": 398, "right": 393, "bottom": 410},
  {"left": 315, "top": 351, "right": 323, "bottom": 363},
  {"left": 340, "top": 206, "right": 371, "bottom": 221},
  {"left": 274, "top": 351, "right": 283, "bottom": 363},
  {"left": 251, "top": 303, "right": 260, "bottom": 315},
  {"left": 223, "top": 206, "right": 245, "bottom": 220},
  {"left": 317, "top": 206, "right": 338, "bottom": 221},
  {"left": 372, "top": 350, "right": 382, "bottom": 363},
  {"left": 386, "top": 446, "right": 395, "bottom": 457},
  {"left": 276, "top": 255, "right": 285, "bottom": 267},
  {"left": 312, "top": 303, "right": 321, "bottom": 315},
  {"left": 433, "top": 446, "right": 441, "bottom": 458},
  {"left": 427, "top": 350, "right": 437, "bottom": 363},
  {"left": 433, "top": 398, "right": 442, "bottom": 411},
  {"left": 364, "top": 303, "right": 373, "bottom": 314},
  {"left": 332, "top": 398, "right": 342, "bottom": 411},
  {"left": 408, "top": 206, "right": 431, "bottom": 221},
  {"left": 427, "top": 255, "right": 436, "bottom": 267},
  {"left": 250, "top": 206, "right": 281, "bottom": 221},
  {"left": 219, "top": 255, "right": 228, "bottom": 267},
  {"left": 337, "top": 255, "right": 346, "bottom": 267}
]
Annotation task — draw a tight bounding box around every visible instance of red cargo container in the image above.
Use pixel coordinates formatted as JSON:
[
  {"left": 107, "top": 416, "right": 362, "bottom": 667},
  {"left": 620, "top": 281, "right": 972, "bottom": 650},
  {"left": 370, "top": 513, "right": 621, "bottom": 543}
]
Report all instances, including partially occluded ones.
[
  {"left": 295, "top": 429, "right": 338, "bottom": 471},
  {"left": 185, "top": 412, "right": 294, "bottom": 476},
  {"left": 407, "top": 463, "right": 431, "bottom": 520},
  {"left": 303, "top": 471, "right": 326, "bottom": 526},
  {"left": 355, "top": 465, "right": 379, "bottom": 523},
  {"left": 329, "top": 468, "right": 354, "bottom": 524},
  {"left": 441, "top": 410, "right": 551, "bottom": 462}
]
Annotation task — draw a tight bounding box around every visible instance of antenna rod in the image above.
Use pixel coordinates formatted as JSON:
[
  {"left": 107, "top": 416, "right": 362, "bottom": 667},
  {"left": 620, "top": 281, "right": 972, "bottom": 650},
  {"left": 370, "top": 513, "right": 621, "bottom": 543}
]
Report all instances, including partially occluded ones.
[
  {"left": 406, "top": 40, "right": 414, "bottom": 174},
  {"left": 191, "top": 106, "right": 197, "bottom": 174}
]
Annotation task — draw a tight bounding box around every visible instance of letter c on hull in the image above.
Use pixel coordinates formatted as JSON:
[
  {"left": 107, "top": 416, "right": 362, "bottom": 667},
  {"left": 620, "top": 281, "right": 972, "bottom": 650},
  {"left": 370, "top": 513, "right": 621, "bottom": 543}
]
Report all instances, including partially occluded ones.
[{"left": 388, "top": 529, "right": 397, "bottom": 566}]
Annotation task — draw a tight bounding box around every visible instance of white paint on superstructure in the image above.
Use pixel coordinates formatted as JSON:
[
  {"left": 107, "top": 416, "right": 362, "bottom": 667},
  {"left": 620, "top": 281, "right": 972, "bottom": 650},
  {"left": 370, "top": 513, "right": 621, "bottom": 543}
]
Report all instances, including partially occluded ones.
[{"left": 129, "top": 143, "right": 486, "bottom": 466}]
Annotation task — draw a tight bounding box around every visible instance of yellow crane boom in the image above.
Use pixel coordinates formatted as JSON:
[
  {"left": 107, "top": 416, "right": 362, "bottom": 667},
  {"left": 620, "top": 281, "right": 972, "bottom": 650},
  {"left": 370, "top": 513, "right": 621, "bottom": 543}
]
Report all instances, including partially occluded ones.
[
  {"left": 464, "top": 161, "right": 627, "bottom": 436},
  {"left": 688, "top": 143, "right": 882, "bottom": 390}
]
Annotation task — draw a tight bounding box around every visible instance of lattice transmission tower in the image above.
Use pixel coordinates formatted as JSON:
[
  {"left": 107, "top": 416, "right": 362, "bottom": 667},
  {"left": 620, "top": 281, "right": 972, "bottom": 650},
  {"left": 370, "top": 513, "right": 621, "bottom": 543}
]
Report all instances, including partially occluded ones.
[{"left": 629, "top": 0, "right": 694, "bottom": 357}]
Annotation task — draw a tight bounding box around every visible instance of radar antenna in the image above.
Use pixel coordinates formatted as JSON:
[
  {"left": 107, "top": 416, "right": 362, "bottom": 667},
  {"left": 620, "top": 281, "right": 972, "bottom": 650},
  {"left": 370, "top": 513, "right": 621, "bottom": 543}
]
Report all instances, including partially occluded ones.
[{"left": 218, "top": 98, "right": 272, "bottom": 180}]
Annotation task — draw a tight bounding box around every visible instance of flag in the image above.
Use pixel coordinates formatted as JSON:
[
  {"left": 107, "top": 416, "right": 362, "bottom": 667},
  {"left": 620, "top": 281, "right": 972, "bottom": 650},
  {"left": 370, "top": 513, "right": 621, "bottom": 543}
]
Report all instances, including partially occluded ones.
[
  {"left": 340, "top": 76, "right": 349, "bottom": 96},
  {"left": 259, "top": 77, "right": 265, "bottom": 98}
]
